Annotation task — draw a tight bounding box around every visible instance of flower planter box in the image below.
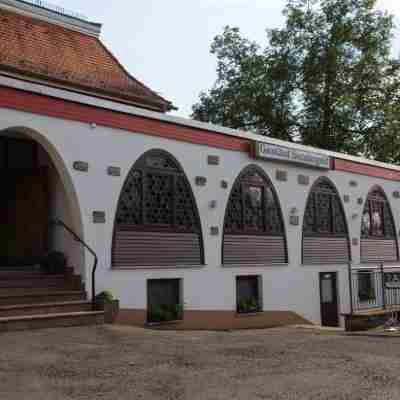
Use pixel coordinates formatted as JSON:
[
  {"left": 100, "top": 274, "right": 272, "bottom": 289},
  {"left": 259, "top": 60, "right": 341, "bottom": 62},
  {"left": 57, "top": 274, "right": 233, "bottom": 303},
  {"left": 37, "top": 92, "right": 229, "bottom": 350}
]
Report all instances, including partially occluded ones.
[{"left": 96, "top": 299, "right": 119, "bottom": 324}]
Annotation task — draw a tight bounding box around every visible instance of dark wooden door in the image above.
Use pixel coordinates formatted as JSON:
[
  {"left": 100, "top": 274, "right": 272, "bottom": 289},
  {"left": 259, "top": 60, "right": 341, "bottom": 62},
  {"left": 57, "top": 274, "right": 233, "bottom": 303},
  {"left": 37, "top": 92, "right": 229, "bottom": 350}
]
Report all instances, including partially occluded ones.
[
  {"left": 0, "top": 168, "right": 48, "bottom": 265},
  {"left": 319, "top": 272, "right": 339, "bottom": 327}
]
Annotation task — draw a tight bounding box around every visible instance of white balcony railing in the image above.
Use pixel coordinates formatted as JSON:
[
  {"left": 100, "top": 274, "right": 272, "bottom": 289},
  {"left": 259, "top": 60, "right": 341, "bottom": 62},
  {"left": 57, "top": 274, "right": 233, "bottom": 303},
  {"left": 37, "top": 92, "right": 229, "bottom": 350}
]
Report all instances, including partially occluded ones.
[{"left": 350, "top": 267, "right": 400, "bottom": 313}]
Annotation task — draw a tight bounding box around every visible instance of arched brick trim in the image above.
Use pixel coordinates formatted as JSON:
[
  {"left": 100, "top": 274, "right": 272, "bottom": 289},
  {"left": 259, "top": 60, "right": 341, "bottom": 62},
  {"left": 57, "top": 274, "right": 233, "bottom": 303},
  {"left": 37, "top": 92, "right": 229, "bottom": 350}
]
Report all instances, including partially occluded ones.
[
  {"left": 112, "top": 149, "right": 204, "bottom": 268},
  {"left": 361, "top": 185, "right": 398, "bottom": 263},
  {"left": 222, "top": 165, "right": 287, "bottom": 265},
  {"left": 302, "top": 177, "right": 350, "bottom": 264}
]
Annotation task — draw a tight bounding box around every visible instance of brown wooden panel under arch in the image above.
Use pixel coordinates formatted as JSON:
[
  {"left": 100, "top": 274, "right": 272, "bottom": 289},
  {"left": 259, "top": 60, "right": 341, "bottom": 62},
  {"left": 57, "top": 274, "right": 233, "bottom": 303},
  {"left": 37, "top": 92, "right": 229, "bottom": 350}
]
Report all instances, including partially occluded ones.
[
  {"left": 223, "top": 235, "right": 286, "bottom": 265},
  {"left": 303, "top": 237, "right": 350, "bottom": 265},
  {"left": 360, "top": 239, "right": 397, "bottom": 263}
]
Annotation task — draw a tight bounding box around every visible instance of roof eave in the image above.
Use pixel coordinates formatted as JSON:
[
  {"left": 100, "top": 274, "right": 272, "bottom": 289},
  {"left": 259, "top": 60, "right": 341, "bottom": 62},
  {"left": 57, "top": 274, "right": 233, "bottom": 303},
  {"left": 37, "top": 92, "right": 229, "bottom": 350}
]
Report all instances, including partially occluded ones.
[{"left": 0, "top": 67, "right": 171, "bottom": 113}]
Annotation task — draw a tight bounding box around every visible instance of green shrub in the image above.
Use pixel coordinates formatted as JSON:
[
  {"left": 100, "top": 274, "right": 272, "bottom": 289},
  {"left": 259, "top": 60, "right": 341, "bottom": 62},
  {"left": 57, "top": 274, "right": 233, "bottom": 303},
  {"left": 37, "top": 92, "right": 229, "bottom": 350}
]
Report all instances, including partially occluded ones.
[
  {"left": 237, "top": 297, "right": 259, "bottom": 313},
  {"left": 148, "top": 303, "right": 183, "bottom": 323},
  {"left": 95, "top": 290, "right": 114, "bottom": 305}
]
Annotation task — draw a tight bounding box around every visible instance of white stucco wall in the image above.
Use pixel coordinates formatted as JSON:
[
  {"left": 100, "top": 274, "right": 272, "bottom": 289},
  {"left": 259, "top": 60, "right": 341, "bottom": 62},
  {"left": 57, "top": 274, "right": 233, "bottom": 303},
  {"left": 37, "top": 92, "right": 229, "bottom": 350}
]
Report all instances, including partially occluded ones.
[
  {"left": 42, "top": 154, "right": 85, "bottom": 278},
  {"left": 2, "top": 105, "right": 400, "bottom": 326}
]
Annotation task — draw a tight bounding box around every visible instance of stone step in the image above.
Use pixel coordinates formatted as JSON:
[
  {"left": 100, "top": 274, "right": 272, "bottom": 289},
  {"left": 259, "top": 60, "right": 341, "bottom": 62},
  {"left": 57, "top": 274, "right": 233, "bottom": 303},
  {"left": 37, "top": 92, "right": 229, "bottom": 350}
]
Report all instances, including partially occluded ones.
[
  {"left": 0, "top": 270, "right": 44, "bottom": 279},
  {"left": 0, "top": 268, "right": 58, "bottom": 279},
  {"left": 0, "top": 290, "right": 87, "bottom": 305},
  {"left": 0, "top": 287, "right": 85, "bottom": 296},
  {"left": 0, "top": 276, "right": 67, "bottom": 288},
  {"left": 0, "top": 266, "right": 40, "bottom": 272},
  {"left": 0, "top": 300, "right": 92, "bottom": 318},
  {"left": 0, "top": 311, "right": 104, "bottom": 332}
]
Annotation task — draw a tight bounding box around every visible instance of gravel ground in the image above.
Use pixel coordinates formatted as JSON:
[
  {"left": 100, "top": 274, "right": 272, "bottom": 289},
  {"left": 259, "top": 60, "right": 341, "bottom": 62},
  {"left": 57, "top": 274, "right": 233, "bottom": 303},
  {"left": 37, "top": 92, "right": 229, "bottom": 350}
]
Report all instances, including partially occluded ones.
[{"left": 1, "top": 325, "right": 400, "bottom": 400}]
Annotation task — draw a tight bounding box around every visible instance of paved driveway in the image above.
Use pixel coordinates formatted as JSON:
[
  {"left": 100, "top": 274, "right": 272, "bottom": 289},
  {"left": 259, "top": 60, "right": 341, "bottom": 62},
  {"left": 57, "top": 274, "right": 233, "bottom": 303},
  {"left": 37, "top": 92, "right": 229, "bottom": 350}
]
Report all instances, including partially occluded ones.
[{"left": 1, "top": 325, "right": 400, "bottom": 399}]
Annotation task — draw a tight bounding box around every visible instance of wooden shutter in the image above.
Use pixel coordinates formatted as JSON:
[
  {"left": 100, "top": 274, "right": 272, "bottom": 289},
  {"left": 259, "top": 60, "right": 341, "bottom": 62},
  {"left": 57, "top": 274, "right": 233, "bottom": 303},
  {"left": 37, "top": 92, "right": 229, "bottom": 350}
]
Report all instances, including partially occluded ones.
[
  {"left": 303, "top": 237, "right": 350, "bottom": 265},
  {"left": 361, "top": 239, "right": 398, "bottom": 263},
  {"left": 113, "top": 230, "right": 202, "bottom": 268},
  {"left": 224, "top": 235, "right": 286, "bottom": 265}
]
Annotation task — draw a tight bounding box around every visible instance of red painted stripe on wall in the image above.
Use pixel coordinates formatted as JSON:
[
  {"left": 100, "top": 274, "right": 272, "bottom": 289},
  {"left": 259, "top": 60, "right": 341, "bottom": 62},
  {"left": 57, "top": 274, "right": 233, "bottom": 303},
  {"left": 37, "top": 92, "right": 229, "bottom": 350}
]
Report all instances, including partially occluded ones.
[
  {"left": 333, "top": 158, "right": 400, "bottom": 181},
  {"left": 3, "top": 85, "right": 400, "bottom": 182},
  {"left": 0, "top": 85, "right": 251, "bottom": 153}
]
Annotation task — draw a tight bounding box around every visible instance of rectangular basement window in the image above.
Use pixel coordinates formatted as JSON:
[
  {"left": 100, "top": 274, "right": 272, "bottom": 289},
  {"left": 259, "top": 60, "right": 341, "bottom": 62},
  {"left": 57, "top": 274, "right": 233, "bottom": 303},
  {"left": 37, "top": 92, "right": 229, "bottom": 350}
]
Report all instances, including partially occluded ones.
[
  {"left": 236, "top": 275, "right": 262, "bottom": 314},
  {"left": 358, "top": 270, "right": 376, "bottom": 303},
  {"left": 147, "top": 278, "right": 183, "bottom": 323}
]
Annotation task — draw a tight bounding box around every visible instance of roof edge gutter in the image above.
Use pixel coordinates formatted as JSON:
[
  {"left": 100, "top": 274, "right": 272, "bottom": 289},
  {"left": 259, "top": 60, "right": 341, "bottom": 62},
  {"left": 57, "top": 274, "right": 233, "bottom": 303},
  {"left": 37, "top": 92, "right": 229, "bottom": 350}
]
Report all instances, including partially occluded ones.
[{"left": 0, "top": 0, "right": 101, "bottom": 37}]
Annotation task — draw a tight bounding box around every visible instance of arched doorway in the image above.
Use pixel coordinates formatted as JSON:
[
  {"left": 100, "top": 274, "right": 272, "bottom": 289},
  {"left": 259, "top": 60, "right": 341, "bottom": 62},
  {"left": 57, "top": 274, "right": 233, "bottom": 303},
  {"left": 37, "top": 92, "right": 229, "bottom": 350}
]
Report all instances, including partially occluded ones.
[{"left": 0, "top": 127, "right": 84, "bottom": 272}]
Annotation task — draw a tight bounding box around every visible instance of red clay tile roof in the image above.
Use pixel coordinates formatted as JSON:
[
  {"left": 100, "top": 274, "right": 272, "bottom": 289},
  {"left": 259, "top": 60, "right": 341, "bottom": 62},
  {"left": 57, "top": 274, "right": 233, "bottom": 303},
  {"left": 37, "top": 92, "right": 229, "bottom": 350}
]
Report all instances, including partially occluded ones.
[{"left": 0, "top": 8, "right": 173, "bottom": 112}]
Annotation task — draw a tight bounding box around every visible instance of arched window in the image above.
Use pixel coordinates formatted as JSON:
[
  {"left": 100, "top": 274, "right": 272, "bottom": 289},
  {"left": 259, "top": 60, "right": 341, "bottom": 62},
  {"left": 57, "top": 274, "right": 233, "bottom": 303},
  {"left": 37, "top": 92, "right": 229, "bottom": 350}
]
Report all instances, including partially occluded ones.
[
  {"left": 112, "top": 150, "right": 203, "bottom": 267},
  {"left": 223, "top": 165, "right": 287, "bottom": 265},
  {"left": 361, "top": 187, "right": 398, "bottom": 262},
  {"left": 303, "top": 178, "right": 350, "bottom": 264}
]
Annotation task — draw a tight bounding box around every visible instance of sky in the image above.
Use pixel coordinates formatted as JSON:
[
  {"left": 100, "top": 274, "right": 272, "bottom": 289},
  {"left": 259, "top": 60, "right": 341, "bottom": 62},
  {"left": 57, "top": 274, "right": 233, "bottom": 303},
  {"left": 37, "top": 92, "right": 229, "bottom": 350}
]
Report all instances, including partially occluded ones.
[{"left": 53, "top": 0, "right": 400, "bottom": 118}]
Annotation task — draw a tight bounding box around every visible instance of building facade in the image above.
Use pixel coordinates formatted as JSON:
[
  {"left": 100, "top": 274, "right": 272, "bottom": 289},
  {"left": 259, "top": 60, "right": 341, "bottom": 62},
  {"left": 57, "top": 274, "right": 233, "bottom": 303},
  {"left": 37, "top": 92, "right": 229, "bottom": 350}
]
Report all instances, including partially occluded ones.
[{"left": 1, "top": 0, "right": 400, "bottom": 330}]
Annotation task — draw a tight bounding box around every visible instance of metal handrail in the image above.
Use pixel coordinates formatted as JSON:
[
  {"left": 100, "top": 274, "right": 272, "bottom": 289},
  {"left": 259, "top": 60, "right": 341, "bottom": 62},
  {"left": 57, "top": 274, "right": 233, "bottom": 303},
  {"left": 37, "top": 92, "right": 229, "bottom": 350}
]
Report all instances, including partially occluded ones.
[{"left": 51, "top": 218, "right": 98, "bottom": 310}]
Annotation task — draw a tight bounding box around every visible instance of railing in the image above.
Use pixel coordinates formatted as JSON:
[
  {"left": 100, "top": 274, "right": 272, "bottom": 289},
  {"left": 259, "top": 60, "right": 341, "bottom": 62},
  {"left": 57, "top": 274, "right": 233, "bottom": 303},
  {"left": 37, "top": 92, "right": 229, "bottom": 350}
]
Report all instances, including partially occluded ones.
[
  {"left": 349, "top": 264, "right": 400, "bottom": 314},
  {"left": 51, "top": 218, "right": 98, "bottom": 310},
  {"left": 20, "top": 0, "right": 89, "bottom": 21}
]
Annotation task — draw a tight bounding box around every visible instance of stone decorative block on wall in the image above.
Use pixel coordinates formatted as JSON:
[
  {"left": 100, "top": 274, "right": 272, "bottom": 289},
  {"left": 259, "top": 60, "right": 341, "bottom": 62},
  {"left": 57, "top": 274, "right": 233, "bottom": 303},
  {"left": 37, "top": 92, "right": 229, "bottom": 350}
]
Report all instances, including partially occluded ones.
[
  {"left": 210, "top": 226, "right": 219, "bottom": 235},
  {"left": 195, "top": 176, "right": 207, "bottom": 186},
  {"left": 343, "top": 195, "right": 350, "bottom": 203},
  {"left": 221, "top": 180, "right": 228, "bottom": 189},
  {"left": 107, "top": 166, "right": 121, "bottom": 177},
  {"left": 207, "top": 155, "right": 220, "bottom": 165},
  {"left": 209, "top": 200, "right": 217, "bottom": 209},
  {"left": 93, "top": 211, "right": 106, "bottom": 224},
  {"left": 298, "top": 175, "right": 309, "bottom": 185},
  {"left": 73, "top": 161, "right": 89, "bottom": 172},
  {"left": 276, "top": 170, "right": 288, "bottom": 182}
]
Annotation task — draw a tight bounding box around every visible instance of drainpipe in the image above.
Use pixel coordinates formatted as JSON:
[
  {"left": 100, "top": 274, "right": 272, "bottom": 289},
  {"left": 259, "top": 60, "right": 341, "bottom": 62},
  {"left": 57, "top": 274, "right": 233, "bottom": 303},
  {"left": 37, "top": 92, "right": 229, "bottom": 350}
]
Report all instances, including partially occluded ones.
[
  {"left": 380, "top": 262, "right": 386, "bottom": 311},
  {"left": 347, "top": 262, "right": 353, "bottom": 331},
  {"left": 348, "top": 262, "right": 354, "bottom": 316}
]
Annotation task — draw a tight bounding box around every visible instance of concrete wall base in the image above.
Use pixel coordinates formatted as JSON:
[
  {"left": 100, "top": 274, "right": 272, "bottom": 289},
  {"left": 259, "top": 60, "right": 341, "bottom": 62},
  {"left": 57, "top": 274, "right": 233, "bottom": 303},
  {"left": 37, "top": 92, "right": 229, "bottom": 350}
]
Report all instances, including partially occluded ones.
[{"left": 115, "top": 309, "right": 312, "bottom": 330}]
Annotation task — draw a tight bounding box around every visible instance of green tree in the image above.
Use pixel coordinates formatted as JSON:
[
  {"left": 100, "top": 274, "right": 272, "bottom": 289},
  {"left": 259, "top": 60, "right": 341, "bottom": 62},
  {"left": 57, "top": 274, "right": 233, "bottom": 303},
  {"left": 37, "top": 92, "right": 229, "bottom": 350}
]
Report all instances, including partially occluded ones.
[{"left": 192, "top": 0, "right": 400, "bottom": 160}]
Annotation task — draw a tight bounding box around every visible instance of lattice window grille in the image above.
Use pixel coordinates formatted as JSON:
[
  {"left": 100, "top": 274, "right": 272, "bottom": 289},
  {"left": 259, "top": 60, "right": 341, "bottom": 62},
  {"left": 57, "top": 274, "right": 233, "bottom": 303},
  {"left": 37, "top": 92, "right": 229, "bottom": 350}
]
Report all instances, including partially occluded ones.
[
  {"left": 303, "top": 180, "right": 347, "bottom": 236},
  {"left": 225, "top": 168, "right": 284, "bottom": 235},
  {"left": 361, "top": 189, "right": 395, "bottom": 239},
  {"left": 116, "top": 153, "right": 200, "bottom": 233}
]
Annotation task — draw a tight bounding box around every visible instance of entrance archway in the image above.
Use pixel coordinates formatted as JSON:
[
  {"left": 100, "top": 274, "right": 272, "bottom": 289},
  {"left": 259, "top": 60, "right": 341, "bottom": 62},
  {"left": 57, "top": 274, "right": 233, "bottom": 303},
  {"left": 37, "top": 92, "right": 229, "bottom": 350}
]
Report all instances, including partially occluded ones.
[{"left": 0, "top": 127, "right": 84, "bottom": 273}]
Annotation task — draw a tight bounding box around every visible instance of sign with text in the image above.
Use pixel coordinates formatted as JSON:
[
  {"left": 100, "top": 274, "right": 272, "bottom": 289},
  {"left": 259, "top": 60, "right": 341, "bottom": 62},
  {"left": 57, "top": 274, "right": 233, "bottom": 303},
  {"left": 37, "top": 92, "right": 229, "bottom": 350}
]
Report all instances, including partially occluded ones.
[{"left": 253, "top": 142, "right": 331, "bottom": 170}]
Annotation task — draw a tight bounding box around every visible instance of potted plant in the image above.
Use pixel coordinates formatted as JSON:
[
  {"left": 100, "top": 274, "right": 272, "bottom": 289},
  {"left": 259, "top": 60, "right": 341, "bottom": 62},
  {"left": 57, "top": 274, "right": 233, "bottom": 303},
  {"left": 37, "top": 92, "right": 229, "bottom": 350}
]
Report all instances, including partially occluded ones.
[
  {"left": 40, "top": 251, "right": 67, "bottom": 275},
  {"left": 237, "top": 297, "right": 259, "bottom": 314},
  {"left": 148, "top": 303, "right": 183, "bottom": 323},
  {"left": 95, "top": 290, "right": 119, "bottom": 323}
]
